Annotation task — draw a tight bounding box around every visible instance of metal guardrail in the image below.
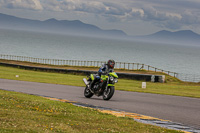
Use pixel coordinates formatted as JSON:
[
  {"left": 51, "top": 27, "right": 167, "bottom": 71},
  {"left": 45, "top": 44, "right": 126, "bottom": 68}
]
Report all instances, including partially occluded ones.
[
  {"left": 0, "top": 62, "right": 165, "bottom": 82},
  {"left": 0, "top": 54, "right": 188, "bottom": 79},
  {"left": 1, "top": 54, "right": 199, "bottom": 83},
  {"left": 0, "top": 54, "right": 200, "bottom": 82},
  {"left": 177, "top": 73, "right": 200, "bottom": 83}
]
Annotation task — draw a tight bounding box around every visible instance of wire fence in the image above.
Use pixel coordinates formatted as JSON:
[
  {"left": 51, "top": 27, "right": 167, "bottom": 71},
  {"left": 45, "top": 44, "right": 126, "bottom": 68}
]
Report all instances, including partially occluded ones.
[
  {"left": 177, "top": 73, "right": 200, "bottom": 83},
  {"left": 0, "top": 54, "right": 199, "bottom": 82}
]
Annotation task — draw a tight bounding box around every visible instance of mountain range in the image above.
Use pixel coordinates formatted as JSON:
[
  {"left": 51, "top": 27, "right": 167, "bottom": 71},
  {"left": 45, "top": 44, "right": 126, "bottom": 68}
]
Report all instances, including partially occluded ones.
[
  {"left": 0, "top": 13, "right": 126, "bottom": 37},
  {"left": 0, "top": 13, "right": 200, "bottom": 45},
  {"left": 138, "top": 30, "right": 200, "bottom": 45}
]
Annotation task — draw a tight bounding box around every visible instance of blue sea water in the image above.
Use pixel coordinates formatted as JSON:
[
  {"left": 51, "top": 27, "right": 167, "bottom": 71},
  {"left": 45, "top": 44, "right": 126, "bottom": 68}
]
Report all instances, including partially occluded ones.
[{"left": 0, "top": 29, "right": 200, "bottom": 79}]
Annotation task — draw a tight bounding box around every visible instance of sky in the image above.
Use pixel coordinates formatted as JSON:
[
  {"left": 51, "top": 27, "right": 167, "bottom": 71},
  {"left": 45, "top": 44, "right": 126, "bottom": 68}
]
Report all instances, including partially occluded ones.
[{"left": 0, "top": 0, "right": 200, "bottom": 36}]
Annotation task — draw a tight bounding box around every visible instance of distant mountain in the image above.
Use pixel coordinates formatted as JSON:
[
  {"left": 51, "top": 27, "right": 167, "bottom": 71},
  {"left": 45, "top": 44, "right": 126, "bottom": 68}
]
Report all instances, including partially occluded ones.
[
  {"left": 0, "top": 13, "right": 126, "bottom": 37},
  {"left": 148, "top": 30, "right": 200, "bottom": 39},
  {"left": 136, "top": 30, "right": 200, "bottom": 45},
  {"left": 0, "top": 13, "right": 200, "bottom": 45}
]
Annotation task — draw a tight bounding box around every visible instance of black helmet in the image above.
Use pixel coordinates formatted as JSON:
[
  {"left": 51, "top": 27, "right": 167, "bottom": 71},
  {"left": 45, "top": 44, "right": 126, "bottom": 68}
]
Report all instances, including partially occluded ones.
[{"left": 107, "top": 59, "right": 115, "bottom": 69}]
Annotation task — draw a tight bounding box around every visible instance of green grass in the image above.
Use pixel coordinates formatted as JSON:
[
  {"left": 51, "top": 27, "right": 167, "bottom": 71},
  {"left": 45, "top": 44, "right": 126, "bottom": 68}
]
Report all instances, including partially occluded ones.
[
  {"left": 0, "top": 89, "right": 183, "bottom": 133},
  {"left": 118, "top": 79, "right": 200, "bottom": 98},
  {"left": 0, "top": 65, "right": 85, "bottom": 86},
  {"left": 0, "top": 65, "right": 200, "bottom": 98}
]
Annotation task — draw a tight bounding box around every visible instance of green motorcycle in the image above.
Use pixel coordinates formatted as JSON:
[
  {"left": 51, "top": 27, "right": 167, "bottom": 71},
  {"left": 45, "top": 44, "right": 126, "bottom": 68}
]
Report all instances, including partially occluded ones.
[{"left": 83, "top": 72, "right": 118, "bottom": 100}]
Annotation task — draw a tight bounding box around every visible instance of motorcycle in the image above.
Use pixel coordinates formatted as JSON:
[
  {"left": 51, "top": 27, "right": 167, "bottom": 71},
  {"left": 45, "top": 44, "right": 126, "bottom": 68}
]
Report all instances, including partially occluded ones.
[{"left": 83, "top": 72, "right": 118, "bottom": 100}]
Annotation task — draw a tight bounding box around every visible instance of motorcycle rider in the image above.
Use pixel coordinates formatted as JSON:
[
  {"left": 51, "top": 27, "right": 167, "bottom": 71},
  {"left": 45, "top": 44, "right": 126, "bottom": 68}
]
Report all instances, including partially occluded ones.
[{"left": 89, "top": 59, "right": 115, "bottom": 91}]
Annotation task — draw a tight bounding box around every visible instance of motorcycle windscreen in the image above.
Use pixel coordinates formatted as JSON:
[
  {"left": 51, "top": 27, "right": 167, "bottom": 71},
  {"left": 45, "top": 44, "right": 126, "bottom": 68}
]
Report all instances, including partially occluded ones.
[{"left": 109, "top": 72, "right": 118, "bottom": 78}]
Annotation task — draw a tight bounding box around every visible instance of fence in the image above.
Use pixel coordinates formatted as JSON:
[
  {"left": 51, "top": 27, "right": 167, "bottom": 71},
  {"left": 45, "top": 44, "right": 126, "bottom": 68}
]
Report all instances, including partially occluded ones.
[
  {"left": 1, "top": 54, "right": 199, "bottom": 82},
  {"left": 177, "top": 73, "right": 200, "bottom": 83},
  {"left": 0, "top": 54, "right": 178, "bottom": 76}
]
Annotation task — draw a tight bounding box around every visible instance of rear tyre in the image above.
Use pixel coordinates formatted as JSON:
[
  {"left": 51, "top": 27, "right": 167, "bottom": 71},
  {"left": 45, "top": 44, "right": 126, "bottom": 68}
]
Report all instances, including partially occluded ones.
[
  {"left": 103, "top": 86, "right": 115, "bottom": 100},
  {"left": 84, "top": 86, "right": 93, "bottom": 98}
]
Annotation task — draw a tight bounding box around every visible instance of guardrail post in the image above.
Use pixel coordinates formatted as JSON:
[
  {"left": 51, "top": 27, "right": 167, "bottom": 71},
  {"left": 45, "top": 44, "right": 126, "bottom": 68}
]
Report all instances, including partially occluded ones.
[{"left": 2, "top": 54, "right": 198, "bottom": 82}]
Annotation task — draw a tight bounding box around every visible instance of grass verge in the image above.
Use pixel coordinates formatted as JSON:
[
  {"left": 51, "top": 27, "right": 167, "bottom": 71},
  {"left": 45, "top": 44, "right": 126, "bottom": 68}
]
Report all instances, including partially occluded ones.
[
  {"left": 0, "top": 89, "right": 183, "bottom": 133},
  {"left": 0, "top": 59, "right": 182, "bottom": 82},
  {"left": 0, "top": 65, "right": 200, "bottom": 98}
]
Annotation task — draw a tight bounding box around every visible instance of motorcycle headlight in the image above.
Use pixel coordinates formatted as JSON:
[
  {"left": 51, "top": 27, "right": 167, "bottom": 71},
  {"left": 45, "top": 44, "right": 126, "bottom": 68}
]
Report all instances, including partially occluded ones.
[
  {"left": 115, "top": 79, "right": 118, "bottom": 83},
  {"left": 110, "top": 77, "right": 114, "bottom": 81}
]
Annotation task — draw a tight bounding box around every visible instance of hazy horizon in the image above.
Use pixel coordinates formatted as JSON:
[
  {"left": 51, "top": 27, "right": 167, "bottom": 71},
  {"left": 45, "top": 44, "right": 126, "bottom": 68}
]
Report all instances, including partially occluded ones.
[
  {"left": 0, "top": 0, "right": 200, "bottom": 36},
  {"left": 0, "top": 28, "right": 200, "bottom": 82},
  {"left": 1, "top": 12, "right": 200, "bottom": 46}
]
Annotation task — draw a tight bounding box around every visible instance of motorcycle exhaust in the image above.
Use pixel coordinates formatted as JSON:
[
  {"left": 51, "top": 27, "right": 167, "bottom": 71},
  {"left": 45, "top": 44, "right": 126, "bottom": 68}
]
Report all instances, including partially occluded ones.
[
  {"left": 83, "top": 78, "right": 89, "bottom": 87},
  {"left": 83, "top": 78, "right": 94, "bottom": 93}
]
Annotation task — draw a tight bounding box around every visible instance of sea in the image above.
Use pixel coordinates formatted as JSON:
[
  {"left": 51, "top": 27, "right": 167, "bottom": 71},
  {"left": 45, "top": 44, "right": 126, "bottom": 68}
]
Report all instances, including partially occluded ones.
[{"left": 0, "top": 29, "right": 200, "bottom": 82}]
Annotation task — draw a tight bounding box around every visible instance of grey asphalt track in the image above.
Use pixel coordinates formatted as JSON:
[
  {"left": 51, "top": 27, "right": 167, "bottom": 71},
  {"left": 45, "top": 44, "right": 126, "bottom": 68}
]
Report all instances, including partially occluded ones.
[{"left": 0, "top": 78, "right": 200, "bottom": 129}]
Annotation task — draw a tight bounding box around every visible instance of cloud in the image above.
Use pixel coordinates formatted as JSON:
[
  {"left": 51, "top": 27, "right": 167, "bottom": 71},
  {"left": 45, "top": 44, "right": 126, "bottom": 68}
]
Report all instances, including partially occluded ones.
[
  {"left": 1, "top": 0, "right": 200, "bottom": 31},
  {"left": 120, "top": 4, "right": 200, "bottom": 30},
  {"left": 56, "top": 0, "right": 128, "bottom": 16},
  {"left": 140, "top": 6, "right": 183, "bottom": 29},
  {"left": 1, "top": 0, "right": 43, "bottom": 10},
  {"left": 54, "top": 0, "right": 200, "bottom": 30},
  {"left": 149, "top": 7, "right": 200, "bottom": 30},
  {"left": 181, "top": 10, "right": 200, "bottom": 25},
  {"left": 41, "top": 0, "right": 62, "bottom": 11}
]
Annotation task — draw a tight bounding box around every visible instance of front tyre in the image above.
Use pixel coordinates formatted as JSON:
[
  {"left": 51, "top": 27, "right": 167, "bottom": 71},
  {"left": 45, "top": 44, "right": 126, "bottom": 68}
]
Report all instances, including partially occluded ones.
[
  {"left": 84, "top": 86, "right": 93, "bottom": 98},
  {"left": 103, "top": 86, "right": 115, "bottom": 100}
]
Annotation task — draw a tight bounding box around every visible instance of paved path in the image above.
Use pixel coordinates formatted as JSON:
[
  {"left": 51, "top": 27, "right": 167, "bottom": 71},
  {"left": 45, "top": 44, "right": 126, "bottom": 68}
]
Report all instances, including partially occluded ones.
[{"left": 0, "top": 78, "right": 200, "bottom": 129}]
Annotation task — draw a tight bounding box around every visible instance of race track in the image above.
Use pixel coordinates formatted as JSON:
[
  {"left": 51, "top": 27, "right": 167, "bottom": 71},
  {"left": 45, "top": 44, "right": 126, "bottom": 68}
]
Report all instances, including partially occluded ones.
[{"left": 0, "top": 78, "right": 200, "bottom": 130}]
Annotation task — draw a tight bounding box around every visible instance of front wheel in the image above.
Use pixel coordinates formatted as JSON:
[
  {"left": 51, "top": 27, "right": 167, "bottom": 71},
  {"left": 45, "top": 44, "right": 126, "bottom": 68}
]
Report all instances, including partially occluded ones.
[
  {"left": 103, "top": 86, "right": 115, "bottom": 100},
  {"left": 84, "top": 86, "right": 93, "bottom": 98}
]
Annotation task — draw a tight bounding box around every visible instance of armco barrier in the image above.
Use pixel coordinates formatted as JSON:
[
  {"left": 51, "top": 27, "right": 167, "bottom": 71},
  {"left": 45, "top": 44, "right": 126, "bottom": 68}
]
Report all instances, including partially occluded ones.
[
  {"left": 0, "top": 54, "right": 177, "bottom": 77},
  {"left": 0, "top": 62, "right": 165, "bottom": 83}
]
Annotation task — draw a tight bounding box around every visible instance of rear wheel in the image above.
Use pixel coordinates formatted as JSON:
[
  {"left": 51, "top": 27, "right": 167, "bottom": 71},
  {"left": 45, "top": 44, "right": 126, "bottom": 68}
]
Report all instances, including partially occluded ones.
[
  {"left": 84, "top": 86, "right": 93, "bottom": 98},
  {"left": 103, "top": 86, "right": 115, "bottom": 100}
]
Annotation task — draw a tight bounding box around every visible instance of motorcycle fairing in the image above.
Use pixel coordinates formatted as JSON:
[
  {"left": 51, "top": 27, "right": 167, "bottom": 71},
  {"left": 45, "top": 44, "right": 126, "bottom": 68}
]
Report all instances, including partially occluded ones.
[
  {"left": 90, "top": 74, "right": 100, "bottom": 81},
  {"left": 109, "top": 72, "right": 118, "bottom": 78},
  {"left": 108, "top": 84, "right": 114, "bottom": 86},
  {"left": 90, "top": 74, "right": 95, "bottom": 80},
  {"left": 101, "top": 75, "right": 108, "bottom": 80}
]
